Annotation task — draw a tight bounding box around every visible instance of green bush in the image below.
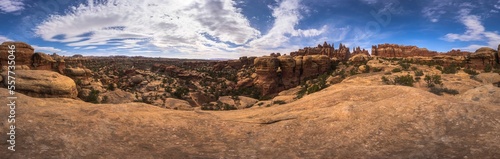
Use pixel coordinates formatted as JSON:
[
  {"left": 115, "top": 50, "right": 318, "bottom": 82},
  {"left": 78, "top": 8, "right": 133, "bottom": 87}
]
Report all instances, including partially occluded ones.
[
  {"left": 442, "top": 65, "right": 458, "bottom": 74},
  {"left": 414, "top": 70, "right": 424, "bottom": 76},
  {"left": 381, "top": 76, "right": 392, "bottom": 85},
  {"left": 363, "top": 65, "right": 371, "bottom": 73},
  {"left": 399, "top": 62, "right": 411, "bottom": 70},
  {"left": 424, "top": 75, "right": 443, "bottom": 87},
  {"left": 87, "top": 89, "right": 100, "bottom": 104},
  {"left": 107, "top": 83, "right": 116, "bottom": 91},
  {"left": 392, "top": 68, "right": 402, "bottom": 73},
  {"left": 372, "top": 67, "right": 383, "bottom": 72},
  {"left": 429, "top": 87, "right": 459, "bottom": 96},
  {"left": 411, "top": 66, "right": 418, "bottom": 71},
  {"left": 463, "top": 68, "right": 479, "bottom": 75},
  {"left": 393, "top": 74, "right": 415, "bottom": 87},
  {"left": 436, "top": 66, "right": 443, "bottom": 71},
  {"left": 484, "top": 64, "right": 492, "bottom": 72}
]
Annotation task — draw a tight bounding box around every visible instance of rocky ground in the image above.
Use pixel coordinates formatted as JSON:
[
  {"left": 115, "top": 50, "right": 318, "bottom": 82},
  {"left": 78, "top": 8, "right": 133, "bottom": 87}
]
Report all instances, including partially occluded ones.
[{"left": 1, "top": 74, "right": 499, "bottom": 158}]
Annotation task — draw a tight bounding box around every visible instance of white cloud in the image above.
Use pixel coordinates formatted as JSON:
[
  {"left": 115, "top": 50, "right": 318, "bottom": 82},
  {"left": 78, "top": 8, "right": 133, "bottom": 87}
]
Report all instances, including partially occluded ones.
[
  {"left": 0, "top": 0, "right": 24, "bottom": 13},
  {"left": 34, "top": 0, "right": 261, "bottom": 58},
  {"left": 32, "top": 45, "right": 63, "bottom": 53},
  {"left": 444, "top": 14, "right": 484, "bottom": 41},
  {"left": 34, "top": 0, "right": 327, "bottom": 58},
  {"left": 0, "top": 35, "right": 13, "bottom": 43},
  {"left": 444, "top": 9, "right": 500, "bottom": 51},
  {"left": 249, "top": 0, "right": 326, "bottom": 48}
]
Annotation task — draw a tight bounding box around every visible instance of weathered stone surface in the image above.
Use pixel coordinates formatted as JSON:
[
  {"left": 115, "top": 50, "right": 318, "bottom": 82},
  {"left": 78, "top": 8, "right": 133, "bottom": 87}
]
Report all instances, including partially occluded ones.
[
  {"left": 1, "top": 70, "right": 77, "bottom": 98},
  {"left": 1, "top": 83, "right": 499, "bottom": 158},
  {"left": 100, "top": 89, "right": 135, "bottom": 104},
  {"left": 468, "top": 47, "right": 497, "bottom": 70},
  {"left": 253, "top": 55, "right": 331, "bottom": 96},
  {"left": 0, "top": 41, "right": 34, "bottom": 67},
  {"left": 372, "top": 44, "right": 438, "bottom": 57},
  {"left": 164, "top": 98, "right": 193, "bottom": 110},
  {"left": 472, "top": 73, "right": 500, "bottom": 84},
  {"left": 130, "top": 75, "right": 145, "bottom": 84},
  {"left": 349, "top": 54, "right": 371, "bottom": 64}
]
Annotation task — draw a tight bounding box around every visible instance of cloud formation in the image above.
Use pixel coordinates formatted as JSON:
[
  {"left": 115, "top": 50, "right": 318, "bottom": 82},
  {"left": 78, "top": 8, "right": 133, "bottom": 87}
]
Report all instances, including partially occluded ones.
[
  {"left": 33, "top": 0, "right": 325, "bottom": 58},
  {"left": 444, "top": 8, "right": 500, "bottom": 51},
  {"left": 0, "top": 0, "right": 24, "bottom": 13}
]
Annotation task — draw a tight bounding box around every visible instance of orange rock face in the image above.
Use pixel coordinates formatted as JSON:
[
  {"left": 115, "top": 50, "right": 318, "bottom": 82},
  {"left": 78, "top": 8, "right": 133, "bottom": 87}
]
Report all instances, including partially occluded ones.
[
  {"left": 371, "top": 44, "right": 438, "bottom": 57},
  {"left": 0, "top": 41, "right": 35, "bottom": 67},
  {"left": 253, "top": 55, "right": 332, "bottom": 96}
]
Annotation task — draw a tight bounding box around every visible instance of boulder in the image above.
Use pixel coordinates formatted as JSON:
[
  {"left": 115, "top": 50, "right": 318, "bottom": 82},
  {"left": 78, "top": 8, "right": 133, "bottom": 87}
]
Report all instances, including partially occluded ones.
[
  {"left": 0, "top": 42, "right": 34, "bottom": 67},
  {"left": 277, "top": 55, "right": 298, "bottom": 88},
  {"left": 459, "top": 84, "right": 500, "bottom": 104},
  {"left": 1, "top": 70, "right": 77, "bottom": 98},
  {"left": 164, "top": 98, "right": 193, "bottom": 110},
  {"left": 472, "top": 73, "right": 500, "bottom": 84},
  {"left": 468, "top": 47, "right": 497, "bottom": 70},
  {"left": 100, "top": 89, "right": 135, "bottom": 104},
  {"left": 130, "top": 75, "right": 144, "bottom": 84}
]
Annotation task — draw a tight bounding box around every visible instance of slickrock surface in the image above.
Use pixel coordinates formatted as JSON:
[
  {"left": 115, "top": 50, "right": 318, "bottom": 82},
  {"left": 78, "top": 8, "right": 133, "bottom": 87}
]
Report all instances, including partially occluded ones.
[
  {"left": 1, "top": 70, "right": 77, "bottom": 98},
  {"left": 1, "top": 81, "right": 499, "bottom": 158}
]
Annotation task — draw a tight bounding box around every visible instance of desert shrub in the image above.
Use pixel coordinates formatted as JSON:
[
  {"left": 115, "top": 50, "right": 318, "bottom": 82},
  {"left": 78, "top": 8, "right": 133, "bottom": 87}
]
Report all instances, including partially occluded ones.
[
  {"left": 384, "top": 72, "right": 392, "bottom": 75},
  {"left": 415, "top": 76, "right": 421, "bottom": 82},
  {"left": 442, "top": 65, "right": 458, "bottom": 74},
  {"left": 349, "top": 68, "right": 358, "bottom": 75},
  {"left": 399, "top": 62, "right": 411, "bottom": 70},
  {"left": 76, "top": 79, "right": 82, "bottom": 85},
  {"left": 372, "top": 67, "right": 383, "bottom": 72},
  {"left": 363, "top": 65, "right": 371, "bottom": 73},
  {"left": 411, "top": 66, "right": 418, "bottom": 71},
  {"left": 102, "top": 95, "right": 109, "bottom": 103},
  {"left": 429, "top": 87, "right": 459, "bottom": 96},
  {"left": 381, "top": 76, "right": 392, "bottom": 85},
  {"left": 87, "top": 89, "right": 100, "bottom": 104},
  {"left": 307, "top": 84, "right": 321, "bottom": 94},
  {"left": 107, "top": 83, "right": 116, "bottom": 91},
  {"left": 273, "top": 100, "right": 286, "bottom": 105},
  {"left": 392, "top": 68, "right": 402, "bottom": 73},
  {"left": 463, "top": 68, "right": 479, "bottom": 75},
  {"left": 173, "top": 87, "right": 189, "bottom": 99},
  {"left": 296, "top": 85, "right": 307, "bottom": 99},
  {"left": 484, "top": 64, "right": 492, "bottom": 72},
  {"left": 414, "top": 70, "right": 424, "bottom": 76},
  {"left": 393, "top": 74, "right": 415, "bottom": 87},
  {"left": 257, "top": 102, "right": 264, "bottom": 106},
  {"left": 424, "top": 75, "right": 443, "bottom": 87},
  {"left": 435, "top": 66, "right": 443, "bottom": 71}
]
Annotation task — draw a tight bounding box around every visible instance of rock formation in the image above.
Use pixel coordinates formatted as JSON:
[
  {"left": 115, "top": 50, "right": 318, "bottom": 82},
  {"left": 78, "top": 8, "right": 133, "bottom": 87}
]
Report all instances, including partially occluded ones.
[
  {"left": 0, "top": 41, "right": 34, "bottom": 68},
  {"left": 289, "top": 42, "right": 351, "bottom": 61},
  {"left": 468, "top": 47, "right": 497, "bottom": 70},
  {"left": 253, "top": 55, "right": 331, "bottom": 96},
  {"left": 371, "top": 44, "right": 438, "bottom": 57},
  {"left": 1, "top": 70, "right": 77, "bottom": 98}
]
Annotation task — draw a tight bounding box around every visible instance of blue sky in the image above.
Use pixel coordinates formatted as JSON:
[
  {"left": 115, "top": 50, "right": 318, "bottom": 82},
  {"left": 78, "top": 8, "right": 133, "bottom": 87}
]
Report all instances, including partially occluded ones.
[{"left": 0, "top": 0, "right": 499, "bottom": 59}]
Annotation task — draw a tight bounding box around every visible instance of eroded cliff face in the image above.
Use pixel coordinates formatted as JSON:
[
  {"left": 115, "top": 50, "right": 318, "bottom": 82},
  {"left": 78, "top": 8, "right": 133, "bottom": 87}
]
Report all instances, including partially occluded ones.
[
  {"left": 0, "top": 42, "right": 34, "bottom": 69},
  {"left": 253, "top": 55, "right": 332, "bottom": 96},
  {"left": 371, "top": 44, "right": 439, "bottom": 57}
]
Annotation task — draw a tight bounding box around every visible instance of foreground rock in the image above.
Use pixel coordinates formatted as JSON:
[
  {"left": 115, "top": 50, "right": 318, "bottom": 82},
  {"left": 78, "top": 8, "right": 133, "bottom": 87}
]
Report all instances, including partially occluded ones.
[
  {"left": 1, "top": 70, "right": 77, "bottom": 98},
  {"left": 1, "top": 82, "right": 499, "bottom": 158},
  {"left": 0, "top": 42, "right": 34, "bottom": 67}
]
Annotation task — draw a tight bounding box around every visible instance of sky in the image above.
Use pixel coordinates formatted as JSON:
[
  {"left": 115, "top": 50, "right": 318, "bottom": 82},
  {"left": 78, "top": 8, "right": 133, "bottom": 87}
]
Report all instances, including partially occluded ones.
[{"left": 0, "top": 0, "right": 499, "bottom": 59}]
